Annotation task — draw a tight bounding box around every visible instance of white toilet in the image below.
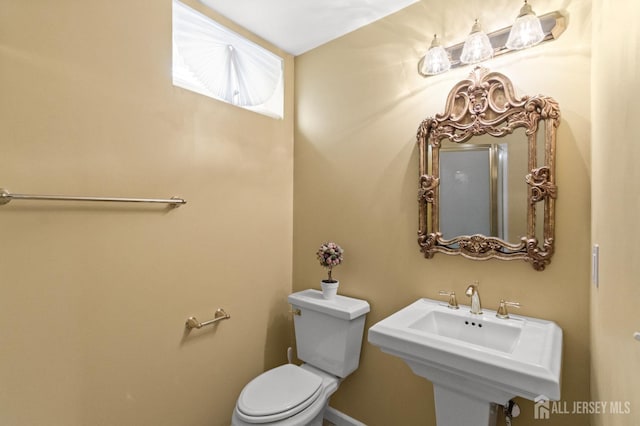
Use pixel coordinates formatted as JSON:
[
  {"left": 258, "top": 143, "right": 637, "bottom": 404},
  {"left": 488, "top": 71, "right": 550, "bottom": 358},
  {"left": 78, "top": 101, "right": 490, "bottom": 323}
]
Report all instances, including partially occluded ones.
[{"left": 231, "top": 289, "right": 370, "bottom": 426}]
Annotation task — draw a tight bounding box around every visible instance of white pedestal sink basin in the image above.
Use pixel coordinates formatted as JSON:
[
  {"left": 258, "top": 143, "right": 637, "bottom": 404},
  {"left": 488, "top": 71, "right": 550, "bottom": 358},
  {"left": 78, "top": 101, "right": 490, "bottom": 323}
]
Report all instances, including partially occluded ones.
[{"left": 368, "top": 298, "right": 562, "bottom": 426}]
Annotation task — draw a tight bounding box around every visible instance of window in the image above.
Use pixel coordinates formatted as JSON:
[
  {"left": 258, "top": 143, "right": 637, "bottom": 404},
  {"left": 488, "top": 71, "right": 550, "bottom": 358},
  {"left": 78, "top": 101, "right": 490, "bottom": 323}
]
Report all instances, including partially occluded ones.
[{"left": 172, "top": 0, "right": 284, "bottom": 119}]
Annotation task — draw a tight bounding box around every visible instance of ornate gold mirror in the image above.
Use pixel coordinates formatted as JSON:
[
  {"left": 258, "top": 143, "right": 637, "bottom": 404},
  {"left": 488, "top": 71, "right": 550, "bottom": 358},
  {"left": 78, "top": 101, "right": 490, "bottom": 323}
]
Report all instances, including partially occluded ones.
[{"left": 417, "top": 67, "right": 559, "bottom": 270}]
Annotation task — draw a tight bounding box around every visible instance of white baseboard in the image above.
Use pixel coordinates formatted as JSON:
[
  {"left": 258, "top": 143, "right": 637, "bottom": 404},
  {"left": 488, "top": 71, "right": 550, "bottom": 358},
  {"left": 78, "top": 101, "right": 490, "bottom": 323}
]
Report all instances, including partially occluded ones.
[{"left": 324, "top": 406, "right": 367, "bottom": 426}]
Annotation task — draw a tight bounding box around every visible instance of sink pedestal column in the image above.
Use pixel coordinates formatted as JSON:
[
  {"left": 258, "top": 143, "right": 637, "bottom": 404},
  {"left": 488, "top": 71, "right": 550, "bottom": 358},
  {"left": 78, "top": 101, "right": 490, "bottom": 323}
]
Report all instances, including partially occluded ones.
[{"left": 433, "top": 385, "right": 499, "bottom": 426}]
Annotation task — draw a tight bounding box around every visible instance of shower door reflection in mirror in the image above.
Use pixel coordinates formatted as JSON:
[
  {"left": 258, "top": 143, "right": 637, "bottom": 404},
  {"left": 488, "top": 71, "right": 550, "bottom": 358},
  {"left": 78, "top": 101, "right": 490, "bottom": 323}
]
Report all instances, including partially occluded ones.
[{"left": 439, "top": 130, "right": 529, "bottom": 244}]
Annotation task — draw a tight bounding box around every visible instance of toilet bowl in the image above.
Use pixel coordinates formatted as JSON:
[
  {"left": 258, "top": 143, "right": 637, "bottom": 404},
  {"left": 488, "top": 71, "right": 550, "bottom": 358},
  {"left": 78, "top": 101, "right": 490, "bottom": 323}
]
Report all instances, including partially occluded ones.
[
  {"left": 231, "top": 364, "right": 338, "bottom": 426},
  {"left": 231, "top": 289, "right": 370, "bottom": 426}
]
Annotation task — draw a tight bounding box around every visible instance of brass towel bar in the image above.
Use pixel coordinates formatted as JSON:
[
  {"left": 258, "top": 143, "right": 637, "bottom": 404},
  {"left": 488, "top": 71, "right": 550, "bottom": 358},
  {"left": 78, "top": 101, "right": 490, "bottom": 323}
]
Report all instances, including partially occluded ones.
[
  {"left": 0, "top": 188, "right": 186, "bottom": 207},
  {"left": 185, "top": 308, "right": 230, "bottom": 330}
]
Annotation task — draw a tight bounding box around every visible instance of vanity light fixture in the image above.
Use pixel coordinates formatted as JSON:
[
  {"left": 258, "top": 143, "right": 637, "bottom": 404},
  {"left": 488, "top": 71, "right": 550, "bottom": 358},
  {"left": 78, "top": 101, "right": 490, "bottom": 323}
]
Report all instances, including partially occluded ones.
[
  {"left": 418, "top": 4, "right": 566, "bottom": 78},
  {"left": 459, "top": 20, "right": 494, "bottom": 64},
  {"left": 506, "top": 0, "right": 545, "bottom": 50},
  {"left": 420, "top": 34, "right": 451, "bottom": 75}
]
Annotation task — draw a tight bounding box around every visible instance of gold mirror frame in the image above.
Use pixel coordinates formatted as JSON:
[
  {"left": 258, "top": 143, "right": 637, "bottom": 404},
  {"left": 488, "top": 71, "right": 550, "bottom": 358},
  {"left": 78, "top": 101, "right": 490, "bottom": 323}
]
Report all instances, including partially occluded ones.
[{"left": 417, "top": 67, "right": 560, "bottom": 270}]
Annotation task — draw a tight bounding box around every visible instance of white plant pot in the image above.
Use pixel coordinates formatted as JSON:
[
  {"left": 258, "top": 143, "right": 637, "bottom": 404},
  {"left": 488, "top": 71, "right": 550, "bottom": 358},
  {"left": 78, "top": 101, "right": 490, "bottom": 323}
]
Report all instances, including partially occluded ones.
[{"left": 320, "top": 280, "right": 339, "bottom": 300}]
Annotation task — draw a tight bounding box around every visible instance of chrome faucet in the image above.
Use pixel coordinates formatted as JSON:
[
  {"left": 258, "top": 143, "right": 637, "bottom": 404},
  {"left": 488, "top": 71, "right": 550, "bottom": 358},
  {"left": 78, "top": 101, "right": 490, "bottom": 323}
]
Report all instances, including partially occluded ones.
[{"left": 465, "top": 282, "right": 482, "bottom": 314}]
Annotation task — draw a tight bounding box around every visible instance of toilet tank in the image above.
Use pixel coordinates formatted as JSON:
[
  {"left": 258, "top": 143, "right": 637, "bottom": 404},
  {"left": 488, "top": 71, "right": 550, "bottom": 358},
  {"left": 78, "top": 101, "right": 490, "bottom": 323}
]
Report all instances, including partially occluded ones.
[{"left": 288, "top": 289, "right": 370, "bottom": 378}]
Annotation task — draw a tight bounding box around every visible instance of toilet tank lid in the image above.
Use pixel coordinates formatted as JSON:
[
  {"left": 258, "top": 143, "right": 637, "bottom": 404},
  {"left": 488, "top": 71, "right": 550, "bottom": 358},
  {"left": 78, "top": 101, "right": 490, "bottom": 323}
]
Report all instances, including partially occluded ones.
[{"left": 288, "top": 289, "right": 370, "bottom": 320}]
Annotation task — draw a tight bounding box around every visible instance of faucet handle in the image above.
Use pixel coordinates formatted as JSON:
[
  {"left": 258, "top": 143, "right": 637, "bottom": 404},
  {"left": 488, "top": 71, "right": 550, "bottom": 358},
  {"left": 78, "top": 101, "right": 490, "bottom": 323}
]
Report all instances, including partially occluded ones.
[
  {"left": 438, "top": 291, "right": 459, "bottom": 309},
  {"left": 496, "top": 300, "right": 521, "bottom": 319}
]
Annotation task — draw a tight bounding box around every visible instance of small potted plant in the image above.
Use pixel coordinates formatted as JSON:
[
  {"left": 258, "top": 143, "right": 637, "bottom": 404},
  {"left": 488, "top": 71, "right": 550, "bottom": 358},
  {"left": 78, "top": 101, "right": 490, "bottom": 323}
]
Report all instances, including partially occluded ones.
[{"left": 316, "top": 242, "right": 344, "bottom": 299}]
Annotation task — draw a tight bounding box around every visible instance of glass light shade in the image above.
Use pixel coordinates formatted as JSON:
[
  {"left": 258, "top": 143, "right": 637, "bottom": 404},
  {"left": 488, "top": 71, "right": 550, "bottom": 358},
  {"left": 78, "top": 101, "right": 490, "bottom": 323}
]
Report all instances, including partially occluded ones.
[
  {"left": 506, "top": 1, "right": 545, "bottom": 50},
  {"left": 460, "top": 20, "right": 494, "bottom": 64},
  {"left": 421, "top": 35, "right": 451, "bottom": 75}
]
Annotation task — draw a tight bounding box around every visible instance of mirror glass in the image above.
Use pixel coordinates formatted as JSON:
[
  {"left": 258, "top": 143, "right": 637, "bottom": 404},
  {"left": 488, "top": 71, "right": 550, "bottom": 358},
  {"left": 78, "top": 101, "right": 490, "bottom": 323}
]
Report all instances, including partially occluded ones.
[
  {"left": 417, "top": 67, "right": 559, "bottom": 270},
  {"left": 437, "top": 130, "right": 529, "bottom": 243}
]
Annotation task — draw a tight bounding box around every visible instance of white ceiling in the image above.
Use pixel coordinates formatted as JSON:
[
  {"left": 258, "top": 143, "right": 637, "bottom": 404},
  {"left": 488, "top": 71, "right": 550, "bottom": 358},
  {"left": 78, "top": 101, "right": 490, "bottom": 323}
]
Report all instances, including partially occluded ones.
[{"left": 199, "top": 0, "right": 420, "bottom": 56}]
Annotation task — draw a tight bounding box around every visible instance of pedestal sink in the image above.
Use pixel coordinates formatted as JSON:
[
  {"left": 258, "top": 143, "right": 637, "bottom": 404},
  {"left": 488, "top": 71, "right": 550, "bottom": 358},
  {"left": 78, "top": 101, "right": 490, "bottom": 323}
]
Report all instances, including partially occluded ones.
[{"left": 368, "top": 298, "right": 562, "bottom": 426}]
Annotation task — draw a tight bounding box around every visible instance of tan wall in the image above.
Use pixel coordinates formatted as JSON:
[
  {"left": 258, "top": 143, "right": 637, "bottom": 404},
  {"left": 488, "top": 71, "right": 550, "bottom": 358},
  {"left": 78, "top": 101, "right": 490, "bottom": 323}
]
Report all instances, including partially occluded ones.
[
  {"left": 591, "top": 0, "right": 640, "bottom": 425},
  {"left": 294, "top": 0, "right": 591, "bottom": 425},
  {"left": 0, "top": 1, "right": 293, "bottom": 425}
]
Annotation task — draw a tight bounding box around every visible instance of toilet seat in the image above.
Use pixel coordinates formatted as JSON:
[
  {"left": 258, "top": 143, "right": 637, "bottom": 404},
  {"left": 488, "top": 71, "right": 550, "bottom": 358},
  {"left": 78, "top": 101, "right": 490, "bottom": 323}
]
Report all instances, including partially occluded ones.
[{"left": 236, "top": 364, "right": 323, "bottom": 423}]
